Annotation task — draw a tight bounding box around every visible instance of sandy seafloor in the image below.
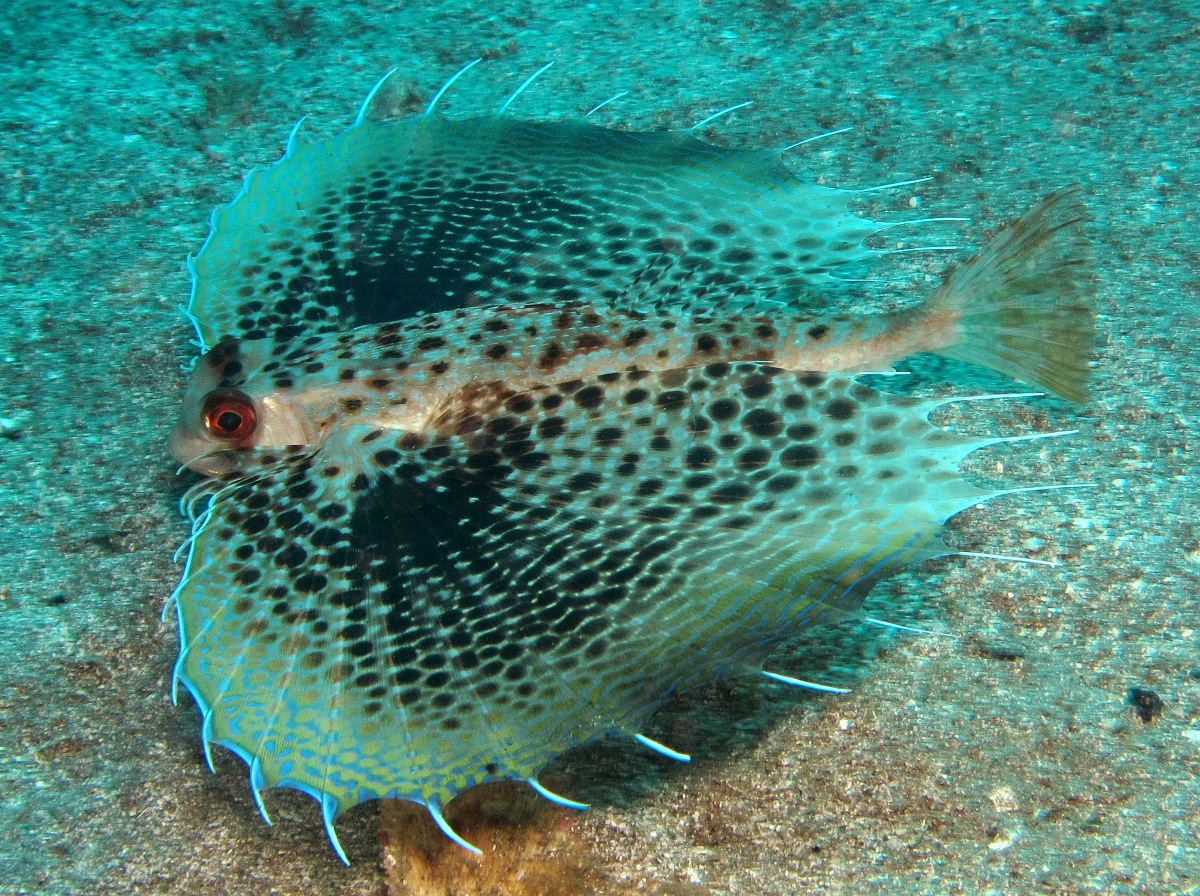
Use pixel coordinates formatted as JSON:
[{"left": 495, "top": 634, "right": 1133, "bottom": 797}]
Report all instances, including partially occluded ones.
[{"left": 0, "top": 1, "right": 1197, "bottom": 893}]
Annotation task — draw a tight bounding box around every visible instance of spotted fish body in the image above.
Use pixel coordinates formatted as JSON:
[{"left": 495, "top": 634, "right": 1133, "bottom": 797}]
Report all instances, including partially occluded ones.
[{"left": 167, "top": 70, "right": 1094, "bottom": 860}]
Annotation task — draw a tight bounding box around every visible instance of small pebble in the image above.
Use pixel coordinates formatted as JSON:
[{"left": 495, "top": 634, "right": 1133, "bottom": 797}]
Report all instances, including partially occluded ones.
[
  {"left": 987, "top": 826, "right": 1020, "bottom": 851},
  {"left": 967, "top": 637, "right": 1025, "bottom": 661},
  {"left": 989, "top": 785, "right": 1019, "bottom": 813},
  {"left": 0, "top": 417, "right": 21, "bottom": 440},
  {"left": 1128, "top": 687, "right": 1164, "bottom": 724}
]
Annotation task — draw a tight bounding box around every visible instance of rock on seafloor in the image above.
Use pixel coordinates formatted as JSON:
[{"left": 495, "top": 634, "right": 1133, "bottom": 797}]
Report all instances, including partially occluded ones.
[{"left": 379, "top": 784, "right": 645, "bottom": 896}]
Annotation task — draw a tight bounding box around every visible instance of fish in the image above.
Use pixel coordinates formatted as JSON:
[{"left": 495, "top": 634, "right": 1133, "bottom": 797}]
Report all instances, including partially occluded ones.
[{"left": 165, "top": 64, "right": 1094, "bottom": 862}]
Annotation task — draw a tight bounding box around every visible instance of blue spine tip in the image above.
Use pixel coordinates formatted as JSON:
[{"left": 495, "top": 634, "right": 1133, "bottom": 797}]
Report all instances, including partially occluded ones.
[
  {"left": 528, "top": 776, "right": 590, "bottom": 811},
  {"left": 200, "top": 709, "right": 216, "bottom": 773},
  {"left": 424, "top": 58, "right": 482, "bottom": 117},
  {"left": 321, "top": 793, "right": 349, "bottom": 865},
  {"left": 285, "top": 116, "right": 307, "bottom": 158},
  {"left": 761, "top": 670, "right": 852, "bottom": 694},
  {"left": 249, "top": 757, "right": 273, "bottom": 826},
  {"left": 634, "top": 733, "right": 691, "bottom": 763},
  {"left": 426, "top": 798, "right": 483, "bottom": 856},
  {"left": 354, "top": 69, "right": 397, "bottom": 128}
]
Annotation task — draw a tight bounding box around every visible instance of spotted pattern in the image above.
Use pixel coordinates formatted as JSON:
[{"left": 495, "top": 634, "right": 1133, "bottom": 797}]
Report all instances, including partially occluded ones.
[
  {"left": 188, "top": 117, "right": 883, "bottom": 349},
  {"left": 187, "top": 297, "right": 856, "bottom": 449},
  {"left": 174, "top": 368, "right": 995, "bottom": 815},
  {"left": 171, "top": 96, "right": 1094, "bottom": 856}
]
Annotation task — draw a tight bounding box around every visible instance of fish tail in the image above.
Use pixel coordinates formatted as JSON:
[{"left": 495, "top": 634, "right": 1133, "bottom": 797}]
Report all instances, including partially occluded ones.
[{"left": 926, "top": 185, "right": 1095, "bottom": 402}]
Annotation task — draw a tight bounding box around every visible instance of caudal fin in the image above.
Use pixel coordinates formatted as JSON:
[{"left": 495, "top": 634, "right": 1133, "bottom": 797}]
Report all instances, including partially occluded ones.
[{"left": 927, "top": 186, "right": 1095, "bottom": 402}]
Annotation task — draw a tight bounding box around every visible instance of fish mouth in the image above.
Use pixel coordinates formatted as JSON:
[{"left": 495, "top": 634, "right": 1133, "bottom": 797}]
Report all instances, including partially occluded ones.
[{"left": 168, "top": 423, "right": 236, "bottom": 476}]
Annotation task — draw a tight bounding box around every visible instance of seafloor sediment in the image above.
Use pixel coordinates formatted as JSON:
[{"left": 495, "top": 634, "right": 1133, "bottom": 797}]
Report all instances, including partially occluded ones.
[{"left": 0, "top": 2, "right": 1195, "bottom": 894}]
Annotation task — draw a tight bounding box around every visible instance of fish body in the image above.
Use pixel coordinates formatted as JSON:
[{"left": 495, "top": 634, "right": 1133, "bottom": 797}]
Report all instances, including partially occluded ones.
[
  {"left": 167, "top": 73, "right": 1093, "bottom": 861},
  {"left": 171, "top": 183, "right": 1090, "bottom": 474},
  {"left": 170, "top": 299, "right": 924, "bottom": 474}
]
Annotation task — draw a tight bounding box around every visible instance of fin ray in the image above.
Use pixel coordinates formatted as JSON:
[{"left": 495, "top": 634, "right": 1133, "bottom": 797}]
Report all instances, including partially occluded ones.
[{"left": 187, "top": 114, "right": 890, "bottom": 346}]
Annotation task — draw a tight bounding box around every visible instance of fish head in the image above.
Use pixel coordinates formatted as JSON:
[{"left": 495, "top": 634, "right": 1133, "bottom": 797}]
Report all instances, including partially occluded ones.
[{"left": 169, "top": 337, "right": 309, "bottom": 475}]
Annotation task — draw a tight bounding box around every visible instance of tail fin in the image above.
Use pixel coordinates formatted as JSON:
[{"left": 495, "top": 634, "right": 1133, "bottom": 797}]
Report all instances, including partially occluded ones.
[{"left": 926, "top": 186, "right": 1095, "bottom": 402}]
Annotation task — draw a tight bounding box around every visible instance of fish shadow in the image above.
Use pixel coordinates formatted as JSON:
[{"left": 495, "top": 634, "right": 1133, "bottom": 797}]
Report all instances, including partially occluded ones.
[{"left": 544, "top": 575, "right": 927, "bottom": 810}]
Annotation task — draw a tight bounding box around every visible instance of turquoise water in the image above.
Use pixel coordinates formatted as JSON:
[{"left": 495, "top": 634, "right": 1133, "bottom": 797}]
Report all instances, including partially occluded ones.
[{"left": 0, "top": 2, "right": 1196, "bottom": 894}]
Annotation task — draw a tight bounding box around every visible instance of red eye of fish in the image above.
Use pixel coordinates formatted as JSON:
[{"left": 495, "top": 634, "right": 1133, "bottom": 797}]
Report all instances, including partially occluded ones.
[{"left": 202, "top": 391, "right": 258, "bottom": 442}]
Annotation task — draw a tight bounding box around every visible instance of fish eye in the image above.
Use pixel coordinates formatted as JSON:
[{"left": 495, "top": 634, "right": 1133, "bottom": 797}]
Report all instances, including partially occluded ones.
[{"left": 202, "top": 390, "right": 258, "bottom": 442}]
